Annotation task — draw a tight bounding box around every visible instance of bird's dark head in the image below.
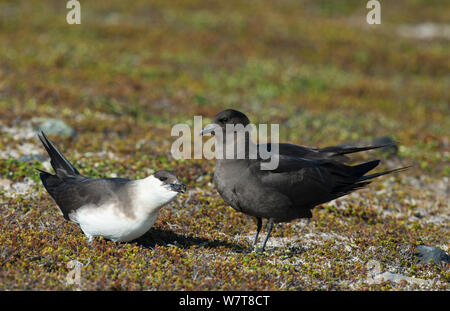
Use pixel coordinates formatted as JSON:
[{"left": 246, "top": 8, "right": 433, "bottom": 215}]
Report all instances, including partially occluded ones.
[
  {"left": 154, "top": 170, "right": 186, "bottom": 193},
  {"left": 200, "top": 109, "right": 250, "bottom": 136}
]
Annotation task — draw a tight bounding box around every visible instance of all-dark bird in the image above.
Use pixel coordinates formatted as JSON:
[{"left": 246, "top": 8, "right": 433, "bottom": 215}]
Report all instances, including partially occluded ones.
[
  {"left": 200, "top": 109, "right": 408, "bottom": 252},
  {"left": 37, "top": 132, "right": 185, "bottom": 242}
]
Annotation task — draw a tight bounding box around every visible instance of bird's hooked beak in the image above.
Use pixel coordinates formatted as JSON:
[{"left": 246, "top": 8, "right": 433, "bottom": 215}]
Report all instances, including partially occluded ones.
[
  {"left": 199, "top": 123, "right": 219, "bottom": 136},
  {"left": 169, "top": 182, "right": 186, "bottom": 194}
]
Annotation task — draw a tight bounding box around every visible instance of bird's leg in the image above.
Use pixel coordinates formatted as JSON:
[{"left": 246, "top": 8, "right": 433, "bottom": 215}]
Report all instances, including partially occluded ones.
[
  {"left": 260, "top": 219, "right": 274, "bottom": 252},
  {"left": 249, "top": 217, "right": 262, "bottom": 251}
]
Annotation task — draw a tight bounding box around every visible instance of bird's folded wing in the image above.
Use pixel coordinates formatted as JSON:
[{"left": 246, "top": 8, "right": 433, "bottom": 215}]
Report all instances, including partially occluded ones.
[
  {"left": 259, "top": 143, "right": 319, "bottom": 157},
  {"left": 256, "top": 154, "right": 332, "bottom": 191},
  {"left": 51, "top": 178, "right": 130, "bottom": 219},
  {"left": 318, "top": 142, "right": 398, "bottom": 157},
  {"left": 254, "top": 154, "right": 364, "bottom": 206},
  {"left": 260, "top": 143, "right": 351, "bottom": 162},
  {"left": 260, "top": 142, "right": 397, "bottom": 163}
]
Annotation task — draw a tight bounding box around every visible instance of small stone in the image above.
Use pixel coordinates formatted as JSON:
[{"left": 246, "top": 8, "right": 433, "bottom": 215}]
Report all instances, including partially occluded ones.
[
  {"left": 31, "top": 118, "right": 76, "bottom": 137},
  {"left": 370, "top": 272, "right": 428, "bottom": 286},
  {"left": 0, "top": 178, "right": 12, "bottom": 190},
  {"left": 415, "top": 245, "right": 450, "bottom": 265},
  {"left": 17, "top": 154, "right": 47, "bottom": 162},
  {"left": 12, "top": 178, "right": 35, "bottom": 195},
  {"left": 372, "top": 136, "right": 398, "bottom": 156}
]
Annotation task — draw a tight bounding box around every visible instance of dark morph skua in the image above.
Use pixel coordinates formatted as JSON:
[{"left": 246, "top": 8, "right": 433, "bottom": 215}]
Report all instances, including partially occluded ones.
[{"left": 201, "top": 109, "right": 407, "bottom": 252}]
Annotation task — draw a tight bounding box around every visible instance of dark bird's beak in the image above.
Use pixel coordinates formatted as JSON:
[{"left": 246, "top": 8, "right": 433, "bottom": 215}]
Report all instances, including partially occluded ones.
[
  {"left": 200, "top": 123, "right": 217, "bottom": 136},
  {"left": 170, "top": 182, "right": 186, "bottom": 193}
]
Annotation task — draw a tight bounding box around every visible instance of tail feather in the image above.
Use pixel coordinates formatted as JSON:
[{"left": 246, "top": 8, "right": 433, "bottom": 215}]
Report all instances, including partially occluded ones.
[
  {"left": 332, "top": 181, "right": 372, "bottom": 197},
  {"left": 332, "top": 162, "right": 409, "bottom": 196},
  {"left": 320, "top": 142, "right": 398, "bottom": 157},
  {"left": 36, "top": 168, "right": 64, "bottom": 201},
  {"left": 352, "top": 160, "right": 380, "bottom": 178},
  {"left": 358, "top": 166, "right": 411, "bottom": 182},
  {"left": 38, "top": 131, "right": 79, "bottom": 177}
]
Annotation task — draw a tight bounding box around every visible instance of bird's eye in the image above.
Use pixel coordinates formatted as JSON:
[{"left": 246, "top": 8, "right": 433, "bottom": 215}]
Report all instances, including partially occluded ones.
[
  {"left": 220, "top": 117, "right": 228, "bottom": 123},
  {"left": 159, "top": 177, "right": 167, "bottom": 182}
]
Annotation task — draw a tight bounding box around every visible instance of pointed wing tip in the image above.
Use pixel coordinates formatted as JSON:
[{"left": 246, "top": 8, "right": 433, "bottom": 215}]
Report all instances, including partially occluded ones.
[
  {"left": 40, "top": 130, "right": 49, "bottom": 141},
  {"left": 37, "top": 132, "right": 46, "bottom": 145},
  {"left": 397, "top": 165, "right": 412, "bottom": 172},
  {"left": 36, "top": 168, "right": 50, "bottom": 174}
]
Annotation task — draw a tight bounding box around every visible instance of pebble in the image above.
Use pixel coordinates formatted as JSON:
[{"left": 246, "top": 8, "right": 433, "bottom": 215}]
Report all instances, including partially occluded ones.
[
  {"left": 415, "top": 245, "right": 449, "bottom": 265},
  {"left": 31, "top": 118, "right": 76, "bottom": 137}
]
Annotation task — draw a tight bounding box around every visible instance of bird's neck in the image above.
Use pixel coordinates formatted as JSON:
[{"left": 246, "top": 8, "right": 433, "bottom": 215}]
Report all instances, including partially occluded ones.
[{"left": 131, "top": 176, "right": 177, "bottom": 215}]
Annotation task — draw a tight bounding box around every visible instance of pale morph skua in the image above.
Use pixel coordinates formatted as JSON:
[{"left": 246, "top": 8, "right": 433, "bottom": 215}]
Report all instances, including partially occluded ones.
[{"left": 38, "top": 132, "right": 185, "bottom": 242}]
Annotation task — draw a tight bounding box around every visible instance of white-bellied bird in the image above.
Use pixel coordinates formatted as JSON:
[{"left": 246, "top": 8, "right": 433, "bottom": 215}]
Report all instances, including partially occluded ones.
[{"left": 38, "top": 132, "right": 185, "bottom": 243}]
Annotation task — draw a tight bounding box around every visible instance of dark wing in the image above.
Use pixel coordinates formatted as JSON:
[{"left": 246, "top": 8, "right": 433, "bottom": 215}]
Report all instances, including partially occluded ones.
[
  {"left": 37, "top": 131, "right": 134, "bottom": 220},
  {"left": 41, "top": 175, "right": 131, "bottom": 220},
  {"left": 260, "top": 142, "right": 398, "bottom": 163},
  {"left": 253, "top": 150, "right": 401, "bottom": 209},
  {"left": 317, "top": 141, "right": 398, "bottom": 158},
  {"left": 38, "top": 131, "right": 80, "bottom": 178},
  {"left": 260, "top": 143, "right": 320, "bottom": 158}
]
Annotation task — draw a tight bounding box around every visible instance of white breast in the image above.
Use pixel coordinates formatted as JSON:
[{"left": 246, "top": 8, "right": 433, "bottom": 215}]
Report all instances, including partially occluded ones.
[
  {"left": 71, "top": 175, "right": 178, "bottom": 242},
  {"left": 72, "top": 203, "right": 158, "bottom": 242}
]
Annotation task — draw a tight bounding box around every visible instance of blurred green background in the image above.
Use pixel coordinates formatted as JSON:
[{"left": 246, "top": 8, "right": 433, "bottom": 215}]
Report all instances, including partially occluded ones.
[{"left": 1, "top": 1, "right": 448, "bottom": 162}]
